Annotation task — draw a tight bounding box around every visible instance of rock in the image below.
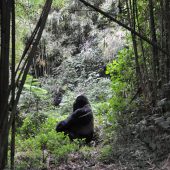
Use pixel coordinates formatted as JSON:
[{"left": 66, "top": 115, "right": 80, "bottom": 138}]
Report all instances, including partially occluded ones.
[
  {"left": 154, "top": 116, "right": 170, "bottom": 129},
  {"left": 158, "top": 121, "right": 170, "bottom": 129},
  {"left": 140, "top": 120, "right": 147, "bottom": 125},
  {"left": 162, "top": 83, "right": 170, "bottom": 100},
  {"left": 164, "top": 101, "right": 170, "bottom": 111},
  {"left": 157, "top": 99, "right": 170, "bottom": 112},
  {"left": 154, "top": 117, "right": 164, "bottom": 124},
  {"left": 165, "top": 112, "right": 170, "bottom": 118},
  {"left": 166, "top": 117, "right": 170, "bottom": 122},
  {"left": 157, "top": 98, "right": 167, "bottom": 107}
]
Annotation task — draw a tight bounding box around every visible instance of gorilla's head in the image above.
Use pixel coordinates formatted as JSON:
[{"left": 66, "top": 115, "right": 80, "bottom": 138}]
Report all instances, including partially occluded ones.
[{"left": 73, "top": 95, "right": 89, "bottom": 111}]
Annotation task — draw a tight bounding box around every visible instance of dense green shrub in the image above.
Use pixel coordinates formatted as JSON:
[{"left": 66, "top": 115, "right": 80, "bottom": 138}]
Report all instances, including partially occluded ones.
[
  {"left": 15, "top": 137, "right": 42, "bottom": 170},
  {"left": 15, "top": 117, "right": 78, "bottom": 169},
  {"left": 106, "top": 46, "right": 136, "bottom": 116},
  {"left": 19, "top": 112, "right": 47, "bottom": 138},
  {"left": 19, "top": 74, "right": 52, "bottom": 115}
]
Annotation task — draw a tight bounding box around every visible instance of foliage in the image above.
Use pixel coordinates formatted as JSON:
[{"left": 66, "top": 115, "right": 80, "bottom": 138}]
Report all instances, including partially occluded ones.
[
  {"left": 52, "top": 0, "right": 66, "bottom": 8},
  {"left": 36, "top": 118, "right": 79, "bottom": 163},
  {"left": 15, "top": 137, "right": 42, "bottom": 170},
  {"left": 19, "top": 74, "right": 51, "bottom": 114},
  {"left": 92, "top": 46, "right": 136, "bottom": 132},
  {"left": 15, "top": 0, "right": 66, "bottom": 65},
  {"left": 16, "top": 0, "right": 66, "bottom": 19},
  {"left": 45, "top": 130, "right": 78, "bottom": 163},
  {"left": 19, "top": 112, "right": 47, "bottom": 138},
  {"left": 39, "top": 74, "right": 113, "bottom": 117},
  {"left": 106, "top": 46, "right": 135, "bottom": 113},
  {"left": 98, "top": 145, "right": 113, "bottom": 163},
  {"left": 79, "top": 145, "right": 94, "bottom": 160},
  {"left": 23, "top": 74, "right": 48, "bottom": 97},
  {"left": 15, "top": 20, "right": 29, "bottom": 63},
  {"left": 11, "top": 0, "right": 170, "bottom": 168},
  {"left": 14, "top": 0, "right": 132, "bottom": 168},
  {"left": 15, "top": 117, "right": 78, "bottom": 169}
]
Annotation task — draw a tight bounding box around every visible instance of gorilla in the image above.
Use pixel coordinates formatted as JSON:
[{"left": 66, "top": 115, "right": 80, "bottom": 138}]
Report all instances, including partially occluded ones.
[
  {"left": 53, "top": 88, "right": 64, "bottom": 106},
  {"left": 56, "top": 95, "right": 94, "bottom": 143},
  {"left": 53, "top": 92, "right": 62, "bottom": 106}
]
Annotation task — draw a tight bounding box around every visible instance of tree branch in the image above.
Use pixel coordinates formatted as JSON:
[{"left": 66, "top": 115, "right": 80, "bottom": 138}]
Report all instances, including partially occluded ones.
[{"left": 78, "top": 0, "right": 169, "bottom": 56}]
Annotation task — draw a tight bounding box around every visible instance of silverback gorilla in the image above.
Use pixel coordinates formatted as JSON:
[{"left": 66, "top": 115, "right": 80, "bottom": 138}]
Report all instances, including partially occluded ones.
[{"left": 56, "top": 95, "right": 94, "bottom": 143}]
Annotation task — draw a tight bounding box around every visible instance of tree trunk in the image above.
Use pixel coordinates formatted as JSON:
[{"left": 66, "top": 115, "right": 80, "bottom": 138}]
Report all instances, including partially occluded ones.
[
  {"left": 10, "top": 0, "right": 16, "bottom": 169},
  {"left": 164, "top": 1, "right": 170, "bottom": 82},
  {"left": 160, "top": 0, "right": 166, "bottom": 89},
  {"left": 126, "top": 0, "right": 142, "bottom": 86},
  {"left": 148, "top": 0, "right": 158, "bottom": 104},
  {"left": 0, "top": 0, "right": 11, "bottom": 169}
]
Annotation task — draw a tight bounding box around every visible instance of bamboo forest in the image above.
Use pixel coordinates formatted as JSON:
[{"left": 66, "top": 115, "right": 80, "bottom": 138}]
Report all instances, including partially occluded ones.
[{"left": 0, "top": 0, "right": 170, "bottom": 169}]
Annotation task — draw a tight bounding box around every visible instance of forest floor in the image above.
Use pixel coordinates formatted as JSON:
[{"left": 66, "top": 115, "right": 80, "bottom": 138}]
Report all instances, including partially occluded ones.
[
  {"left": 49, "top": 141, "right": 170, "bottom": 170},
  {"left": 48, "top": 108, "right": 170, "bottom": 170}
]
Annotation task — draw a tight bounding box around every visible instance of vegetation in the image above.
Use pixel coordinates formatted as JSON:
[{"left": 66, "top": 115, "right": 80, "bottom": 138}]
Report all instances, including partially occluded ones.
[{"left": 0, "top": 0, "right": 170, "bottom": 169}]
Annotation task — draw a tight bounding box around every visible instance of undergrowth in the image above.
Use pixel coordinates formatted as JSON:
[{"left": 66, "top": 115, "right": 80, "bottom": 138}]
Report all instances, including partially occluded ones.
[{"left": 13, "top": 44, "right": 137, "bottom": 169}]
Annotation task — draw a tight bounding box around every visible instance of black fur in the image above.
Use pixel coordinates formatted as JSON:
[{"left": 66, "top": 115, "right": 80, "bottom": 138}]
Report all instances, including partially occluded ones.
[{"left": 56, "top": 95, "right": 94, "bottom": 142}]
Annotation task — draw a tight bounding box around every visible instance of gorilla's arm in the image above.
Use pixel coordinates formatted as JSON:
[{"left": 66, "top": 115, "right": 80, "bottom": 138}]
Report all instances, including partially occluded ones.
[{"left": 63, "top": 104, "right": 92, "bottom": 128}]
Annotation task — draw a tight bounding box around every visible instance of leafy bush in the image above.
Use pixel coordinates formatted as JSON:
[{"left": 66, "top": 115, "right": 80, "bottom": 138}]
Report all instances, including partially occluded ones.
[
  {"left": 19, "top": 112, "right": 47, "bottom": 138},
  {"left": 80, "top": 145, "right": 95, "bottom": 159},
  {"left": 46, "top": 131, "right": 78, "bottom": 163},
  {"left": 15, "top": 137, "right": 42, "bottom": 170},
  {"left": 23, "top": 74, "right": 48, "bottom": 98},
  {"left": 98, "top": 145, "right": 113, "bottom": 163},
  {"left": 106, "top": 47, "right": 135, "bottom": 115},
  {"left": 19, "top": 74, "right": 52, "bottom": 115},
  {"left": 36, "top": 118, "right": 78, "bottom": 163},
  {"left": 15, "top": 117, "right": 78, "bottom": 169}
]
